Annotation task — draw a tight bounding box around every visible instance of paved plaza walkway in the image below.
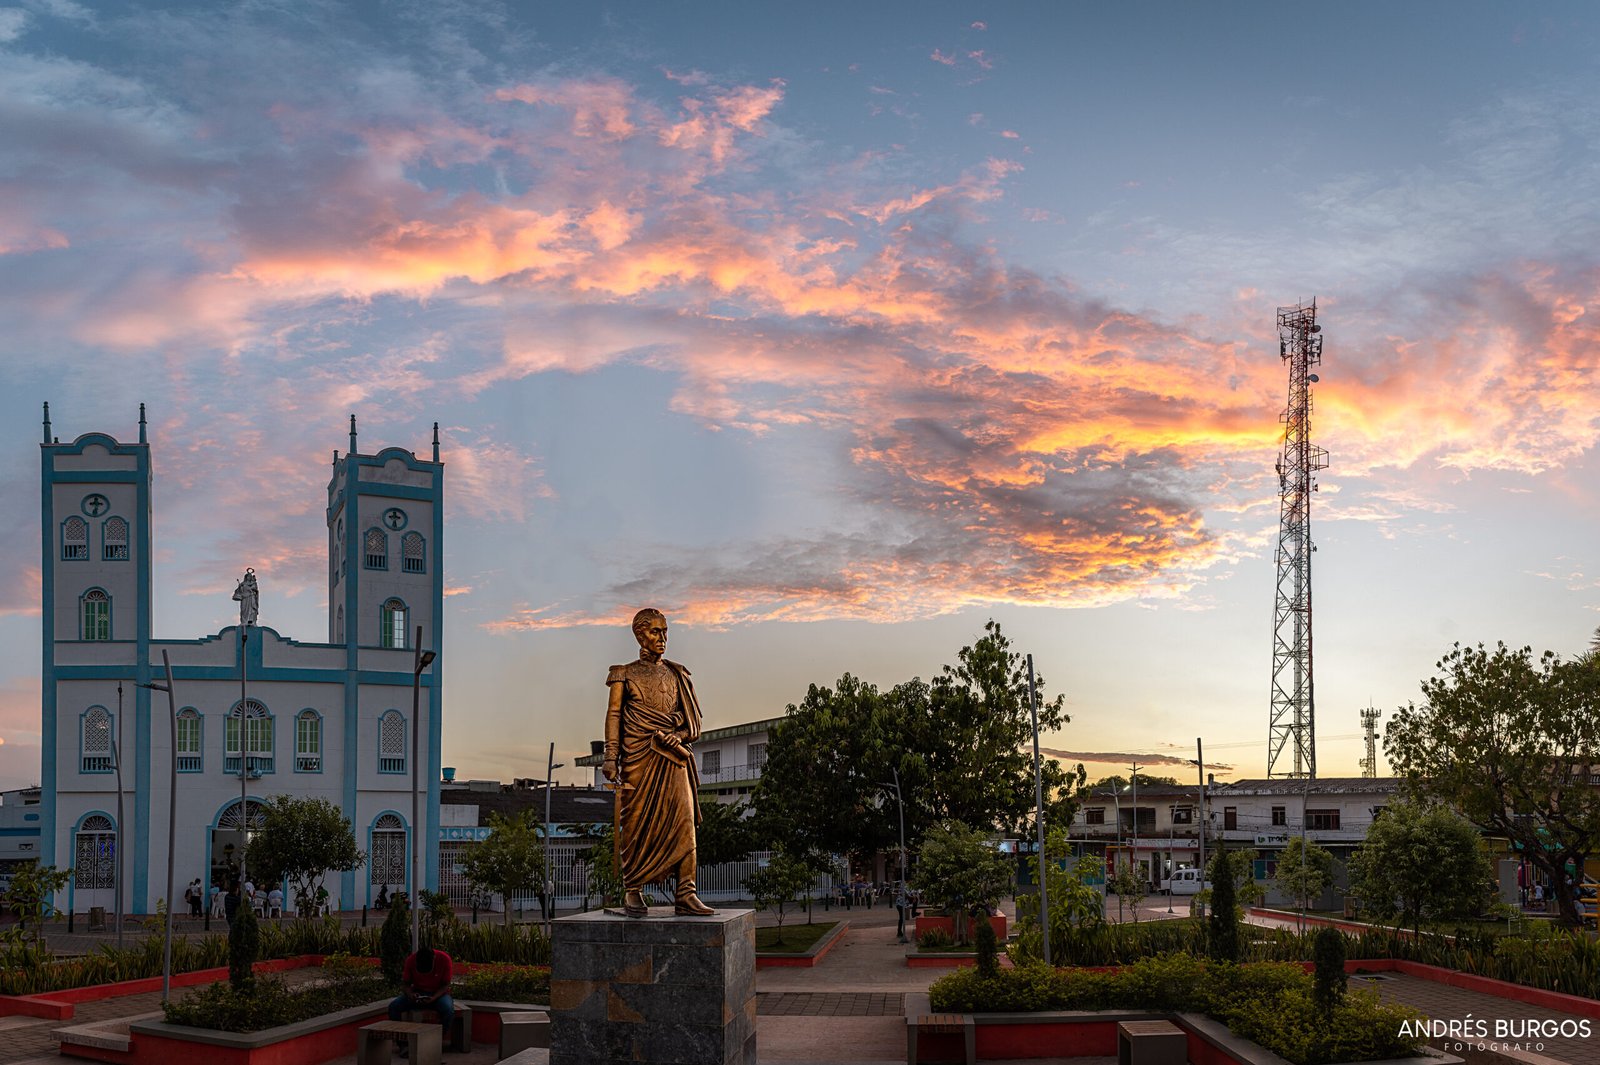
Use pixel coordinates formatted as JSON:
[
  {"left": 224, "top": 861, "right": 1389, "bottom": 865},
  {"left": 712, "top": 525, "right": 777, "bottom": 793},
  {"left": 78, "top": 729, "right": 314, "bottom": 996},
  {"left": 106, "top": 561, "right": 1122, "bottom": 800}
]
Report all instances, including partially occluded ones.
[{"left": 5, "top": 898, "right": 1599, "bottom": 1064}]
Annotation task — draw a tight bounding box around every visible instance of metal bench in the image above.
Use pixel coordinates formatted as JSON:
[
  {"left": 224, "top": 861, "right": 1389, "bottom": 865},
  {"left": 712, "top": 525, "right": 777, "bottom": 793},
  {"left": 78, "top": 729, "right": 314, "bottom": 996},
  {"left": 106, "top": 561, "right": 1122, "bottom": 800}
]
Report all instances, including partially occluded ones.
[
  {"left": 1117, "top": 1019, "right": 1186, "bottom": 1065},
  {"left": 402, "top": 1004, "right": 472, "bottom": 1051},
  {"left": 498, "top": 1010, "right": 551, "bottom": 1058},
  {"left": 907, "top": 1012, "right": 974, "bottom": 1064},
  {"left": 357, "top": 1020, "right": 441, "bottom": 1065}
]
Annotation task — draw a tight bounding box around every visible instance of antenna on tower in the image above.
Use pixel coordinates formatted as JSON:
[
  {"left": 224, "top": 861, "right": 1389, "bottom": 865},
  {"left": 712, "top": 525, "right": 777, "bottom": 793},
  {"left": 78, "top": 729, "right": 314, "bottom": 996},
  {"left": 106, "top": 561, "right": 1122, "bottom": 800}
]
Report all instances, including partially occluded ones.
[
  {"left": 1267, "top": 299, "right": 1329, "bottom": 779},
  {"left": 1359, "top": 705, "right": 1382, "bottom": 778}
]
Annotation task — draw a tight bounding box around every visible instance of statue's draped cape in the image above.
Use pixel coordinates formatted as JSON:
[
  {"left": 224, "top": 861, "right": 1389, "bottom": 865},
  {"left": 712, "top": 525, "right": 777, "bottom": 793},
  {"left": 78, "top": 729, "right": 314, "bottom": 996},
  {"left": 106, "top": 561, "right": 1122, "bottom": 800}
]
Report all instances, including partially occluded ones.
[{"left": 606, "top": 658, "right": 703, "bottom": 887}]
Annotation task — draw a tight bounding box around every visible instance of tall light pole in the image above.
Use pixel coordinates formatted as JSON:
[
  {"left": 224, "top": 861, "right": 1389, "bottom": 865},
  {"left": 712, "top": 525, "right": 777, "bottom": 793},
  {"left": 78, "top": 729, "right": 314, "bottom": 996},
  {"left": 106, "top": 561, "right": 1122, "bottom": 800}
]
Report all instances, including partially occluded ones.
[
  {"left": 1128, "top": 762, "right": 1143, "bottom": 892},
  {"left": 112, "top": 682, "right": 126, "bottom": 948},
  {"left": 411, "top": 626, "right": 437, "bottom": 953},
  {"left": 1025, "top": 655, "right": 1050, "bottom": 966},
  {"left": 876, "top": 769, "right": 907, "bottom": 944},
  {"left": 232, "top": 569, "right": 258, "bottom": 888},
  {"left": 138, "top": 651, "right": 179, "bottom": 1001},
  {"left": 544, "top": 742, "right": 564, "bottom": 940}
]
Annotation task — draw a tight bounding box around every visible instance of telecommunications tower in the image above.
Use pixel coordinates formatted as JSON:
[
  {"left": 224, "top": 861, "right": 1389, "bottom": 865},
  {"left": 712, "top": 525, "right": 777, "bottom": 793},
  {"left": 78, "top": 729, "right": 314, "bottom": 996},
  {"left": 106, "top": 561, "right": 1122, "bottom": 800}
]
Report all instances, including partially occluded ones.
[
  {"left": 1267, "top": 299, "right": 1328, "bottom": 778},
  {"left": 1359, "top": 705, "right": 1381, "bottom": 778}
]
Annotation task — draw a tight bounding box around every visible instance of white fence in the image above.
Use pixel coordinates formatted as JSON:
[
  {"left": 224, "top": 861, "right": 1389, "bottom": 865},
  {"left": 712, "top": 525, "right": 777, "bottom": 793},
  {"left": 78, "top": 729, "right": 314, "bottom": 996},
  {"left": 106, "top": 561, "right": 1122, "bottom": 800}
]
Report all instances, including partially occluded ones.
[{"left": 438, "top": 841, "right": 835, "bottom": 913}]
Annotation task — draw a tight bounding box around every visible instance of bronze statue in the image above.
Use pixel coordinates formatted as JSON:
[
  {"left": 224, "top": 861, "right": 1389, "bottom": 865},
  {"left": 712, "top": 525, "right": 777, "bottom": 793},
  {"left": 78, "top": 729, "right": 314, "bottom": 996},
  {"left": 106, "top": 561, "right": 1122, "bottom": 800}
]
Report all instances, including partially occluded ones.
[{"left": 603, "top": 608, "right": 716, "bottom": 917}]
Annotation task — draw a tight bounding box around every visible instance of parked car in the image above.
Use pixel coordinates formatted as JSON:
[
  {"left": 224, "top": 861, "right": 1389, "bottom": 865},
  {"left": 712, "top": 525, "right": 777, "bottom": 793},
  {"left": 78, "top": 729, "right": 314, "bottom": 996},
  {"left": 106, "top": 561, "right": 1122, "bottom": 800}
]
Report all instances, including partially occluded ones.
[{"left": 1162, "top": 867, "right": 1212, "bottom": 895}]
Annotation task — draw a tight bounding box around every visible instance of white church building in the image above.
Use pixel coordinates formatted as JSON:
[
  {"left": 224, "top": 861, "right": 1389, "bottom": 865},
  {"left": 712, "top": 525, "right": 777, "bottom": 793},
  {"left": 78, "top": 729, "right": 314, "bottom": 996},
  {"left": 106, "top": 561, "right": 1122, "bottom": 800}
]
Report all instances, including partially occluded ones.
[{"left": 40, "top": 405, "right": 444, "bottom": 916}]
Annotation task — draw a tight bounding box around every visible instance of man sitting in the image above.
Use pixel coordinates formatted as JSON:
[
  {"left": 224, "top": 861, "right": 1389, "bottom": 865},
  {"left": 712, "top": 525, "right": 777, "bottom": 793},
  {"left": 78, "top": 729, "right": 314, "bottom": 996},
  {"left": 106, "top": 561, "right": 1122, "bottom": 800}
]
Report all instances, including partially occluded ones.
[{"left": 388, "top": 943, "right": 454, "bottom": 1056}]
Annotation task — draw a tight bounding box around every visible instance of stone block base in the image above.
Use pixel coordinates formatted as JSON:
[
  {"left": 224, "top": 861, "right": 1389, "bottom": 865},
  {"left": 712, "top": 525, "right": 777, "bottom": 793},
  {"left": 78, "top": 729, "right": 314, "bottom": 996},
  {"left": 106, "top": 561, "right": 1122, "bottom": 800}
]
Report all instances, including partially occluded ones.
[{"left": 550, "top": 907, "right": 756, "bottom": 1065}]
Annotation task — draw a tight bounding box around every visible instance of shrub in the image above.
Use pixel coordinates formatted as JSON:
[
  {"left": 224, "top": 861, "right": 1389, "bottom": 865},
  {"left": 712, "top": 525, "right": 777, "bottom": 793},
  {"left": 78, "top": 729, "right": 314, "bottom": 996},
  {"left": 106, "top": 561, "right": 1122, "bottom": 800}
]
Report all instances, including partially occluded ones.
[
  {"left": 163, "top": 973, "right": 394, "bottom": 1032},
  {"left": 917, "top": 927, "right": 954, "bottom": 950},
  {"left": 1312, "top": 926, "right": 1347, "bottom": 1015},
  {"left": 453, "top": 963, "right": 550, "bottom": 1004},
  {"left": 228, "top": 905, "right": 260, "bottom": 990},
  {"left": 974, "top": 918, "right": 999, "bottom": 977},
  {"left": 1207, "top": 849, "right": 1240, "bottom": 962},
  {"left": 380, "top": 899, "right": 410, "bottom": 982}
]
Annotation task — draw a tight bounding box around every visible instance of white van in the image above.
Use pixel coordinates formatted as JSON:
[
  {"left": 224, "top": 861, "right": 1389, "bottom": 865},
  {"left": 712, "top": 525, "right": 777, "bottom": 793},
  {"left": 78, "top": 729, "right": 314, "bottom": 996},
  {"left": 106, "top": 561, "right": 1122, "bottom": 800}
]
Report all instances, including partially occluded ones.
[{"left": 1163, "top": 868, "right": 1211, "bottom": 895}]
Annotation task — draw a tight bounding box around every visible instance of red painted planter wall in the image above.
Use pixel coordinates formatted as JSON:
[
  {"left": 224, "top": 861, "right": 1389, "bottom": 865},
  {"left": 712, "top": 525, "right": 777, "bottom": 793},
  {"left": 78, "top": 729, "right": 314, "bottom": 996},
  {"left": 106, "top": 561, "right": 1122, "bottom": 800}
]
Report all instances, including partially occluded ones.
[{"left": 914, "top": 912, "right": 1006, "bottom": 941}]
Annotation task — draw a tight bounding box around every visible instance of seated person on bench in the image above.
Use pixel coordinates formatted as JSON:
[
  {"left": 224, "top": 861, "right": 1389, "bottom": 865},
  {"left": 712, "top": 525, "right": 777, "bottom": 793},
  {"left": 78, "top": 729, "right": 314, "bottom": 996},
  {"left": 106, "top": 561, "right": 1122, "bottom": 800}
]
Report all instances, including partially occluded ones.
[{"left": 388, "top": 944, "right": 454, "bottom": 1054}]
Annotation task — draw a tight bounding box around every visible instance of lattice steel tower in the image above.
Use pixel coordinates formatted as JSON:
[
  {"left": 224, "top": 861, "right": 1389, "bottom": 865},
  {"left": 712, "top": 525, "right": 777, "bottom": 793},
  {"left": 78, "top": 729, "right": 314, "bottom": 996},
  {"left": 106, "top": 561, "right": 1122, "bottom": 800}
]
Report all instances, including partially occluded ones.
[
  {"left": 1267, "top": 299, "right": 1328, "bottom": 778},
  {"left": 1359, "top": 705, "right": 1381, "bottom": 778}
]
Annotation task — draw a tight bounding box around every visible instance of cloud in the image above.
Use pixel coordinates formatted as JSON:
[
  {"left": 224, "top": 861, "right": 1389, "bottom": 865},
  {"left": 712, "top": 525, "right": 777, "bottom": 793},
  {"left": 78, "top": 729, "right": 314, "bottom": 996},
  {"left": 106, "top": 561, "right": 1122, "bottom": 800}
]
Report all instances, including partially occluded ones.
[
  {"left": 929, "top": 49, "right": 957, "bottom": 67},
  {"left": 1042, "top": 748, "right": 1234, "bottom": 773}
]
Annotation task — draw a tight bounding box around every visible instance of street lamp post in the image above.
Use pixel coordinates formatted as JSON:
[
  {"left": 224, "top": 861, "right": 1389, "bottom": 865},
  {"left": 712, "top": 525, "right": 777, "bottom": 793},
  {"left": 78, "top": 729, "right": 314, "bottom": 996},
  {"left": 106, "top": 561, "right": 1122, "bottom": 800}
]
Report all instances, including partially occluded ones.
[
  {"left": 1128, "top": 762, "right": 1143, "bottom": 892},
  {"left": 138, "top": 652, "right": 179, "bottom": 1001},
  {"left": 876, "top": 769, "right": 907, "bottom": 944},
  {"left": 411, "top": 626, "right": 437, "bottom": 954},
  {"left": 544, "top": 743, "right": 565, "bottom": 940}
]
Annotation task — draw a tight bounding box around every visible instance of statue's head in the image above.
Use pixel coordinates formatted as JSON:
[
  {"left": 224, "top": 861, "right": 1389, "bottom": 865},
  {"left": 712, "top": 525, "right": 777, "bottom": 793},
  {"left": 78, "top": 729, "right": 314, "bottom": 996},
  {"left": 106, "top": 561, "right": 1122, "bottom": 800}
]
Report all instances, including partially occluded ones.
[{"left": 631, "top": 608, "right": 668, "bottom": 655}]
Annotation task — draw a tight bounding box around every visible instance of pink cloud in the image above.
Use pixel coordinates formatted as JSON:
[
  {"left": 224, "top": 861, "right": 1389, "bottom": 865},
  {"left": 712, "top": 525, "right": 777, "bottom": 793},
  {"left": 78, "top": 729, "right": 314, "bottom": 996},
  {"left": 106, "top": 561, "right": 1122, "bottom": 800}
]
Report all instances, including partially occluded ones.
[{"left": 930, "top": 49, "right": 957, "bottom": 67}]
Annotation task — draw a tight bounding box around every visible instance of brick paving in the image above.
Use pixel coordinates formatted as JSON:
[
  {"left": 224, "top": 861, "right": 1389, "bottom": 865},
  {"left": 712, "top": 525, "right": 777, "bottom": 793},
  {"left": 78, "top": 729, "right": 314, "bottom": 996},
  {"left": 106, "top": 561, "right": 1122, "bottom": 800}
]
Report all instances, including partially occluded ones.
[
  {"left": 759, "top": 992, "right": 904, "bottom": 1017},
  {"left": 1356, "top": 973, "right": 1600, "bottom": 1065}
]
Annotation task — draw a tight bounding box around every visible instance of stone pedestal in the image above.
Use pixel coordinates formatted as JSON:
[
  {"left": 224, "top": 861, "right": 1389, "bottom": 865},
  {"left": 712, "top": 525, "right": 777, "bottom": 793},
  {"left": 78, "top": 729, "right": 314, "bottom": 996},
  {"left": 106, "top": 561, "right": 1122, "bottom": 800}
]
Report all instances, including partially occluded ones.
[{"left": 550, "top": 908, "right": 757, "bottom": 1065}]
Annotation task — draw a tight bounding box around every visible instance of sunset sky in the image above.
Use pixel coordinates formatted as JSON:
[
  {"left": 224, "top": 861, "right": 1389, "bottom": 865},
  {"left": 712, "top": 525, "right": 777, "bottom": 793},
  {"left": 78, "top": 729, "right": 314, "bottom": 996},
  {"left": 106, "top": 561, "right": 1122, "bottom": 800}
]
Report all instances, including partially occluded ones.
[{"left": 1, "top": 1, "right": 1596, "bottom": 793}]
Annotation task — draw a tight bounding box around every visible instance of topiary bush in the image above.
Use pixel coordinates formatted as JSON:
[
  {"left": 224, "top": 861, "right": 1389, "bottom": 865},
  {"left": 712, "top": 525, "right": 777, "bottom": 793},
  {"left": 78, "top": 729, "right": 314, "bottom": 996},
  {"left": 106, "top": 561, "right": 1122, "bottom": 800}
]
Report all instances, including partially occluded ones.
[
  {"left": 1207, "top": 848, "right": 1240, "bottom": 962},
  {"left": 228, "top": 904, "right": 260, "bottom": 990},
  {"left": 974, "top": 917, "right": 999, "bottom": 978},
  {"left": 1312, "top": 926, "right": 1347, "bottom": 1015},
  {"left": 379, "top": 899, "right": 410, "bottom": 983}
]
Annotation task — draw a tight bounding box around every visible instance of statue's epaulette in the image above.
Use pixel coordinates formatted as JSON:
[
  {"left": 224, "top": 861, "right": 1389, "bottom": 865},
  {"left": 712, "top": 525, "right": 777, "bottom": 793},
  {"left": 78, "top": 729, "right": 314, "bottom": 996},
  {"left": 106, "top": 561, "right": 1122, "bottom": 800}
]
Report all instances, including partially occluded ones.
[{"left": 605, "top": 663, "right": 629, "bottom": 685}]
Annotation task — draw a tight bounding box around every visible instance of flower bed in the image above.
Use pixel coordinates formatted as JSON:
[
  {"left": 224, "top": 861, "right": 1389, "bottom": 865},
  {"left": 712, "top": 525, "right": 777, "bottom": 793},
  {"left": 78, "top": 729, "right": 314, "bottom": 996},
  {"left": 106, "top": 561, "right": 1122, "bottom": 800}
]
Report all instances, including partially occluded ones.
[
  {"left": 928, "top": 955, "right": 1425, "bottom": 1065},
  {"left": 756, "top": 921, "right": 848, "bottom": 968},
  {"left": 915, "top": 909, "right": 1006, "bottom": 943}
]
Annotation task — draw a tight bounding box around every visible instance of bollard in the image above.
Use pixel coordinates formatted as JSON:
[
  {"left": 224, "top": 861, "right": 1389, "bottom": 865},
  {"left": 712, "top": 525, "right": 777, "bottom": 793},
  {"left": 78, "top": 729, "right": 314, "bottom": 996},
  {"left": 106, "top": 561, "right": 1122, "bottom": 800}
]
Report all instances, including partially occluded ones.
[
  {"left": 67, "top": 908, "right": 74, "bottom": 933},
  {"left": 362, "top": 905, "right": 368, "bottom": 928},
  {"left": 472, "top": 901, "right": 478, "bottom": 925}
]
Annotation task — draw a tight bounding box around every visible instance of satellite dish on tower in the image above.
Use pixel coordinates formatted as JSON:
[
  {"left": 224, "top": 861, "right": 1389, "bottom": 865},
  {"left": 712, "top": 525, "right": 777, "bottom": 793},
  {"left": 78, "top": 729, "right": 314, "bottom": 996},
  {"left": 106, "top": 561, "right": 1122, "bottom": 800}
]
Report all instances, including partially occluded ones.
[{"left": 1308, "top": 374, "right": 1319, "bottom": 383}]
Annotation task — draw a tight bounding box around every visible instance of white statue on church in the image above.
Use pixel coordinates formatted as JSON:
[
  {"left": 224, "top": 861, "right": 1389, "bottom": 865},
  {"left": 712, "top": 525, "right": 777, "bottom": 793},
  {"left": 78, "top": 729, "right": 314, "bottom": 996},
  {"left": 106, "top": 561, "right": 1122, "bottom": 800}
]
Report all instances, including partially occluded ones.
[{"left": 233, "top": 568, "right": 259, "bottom": 628}]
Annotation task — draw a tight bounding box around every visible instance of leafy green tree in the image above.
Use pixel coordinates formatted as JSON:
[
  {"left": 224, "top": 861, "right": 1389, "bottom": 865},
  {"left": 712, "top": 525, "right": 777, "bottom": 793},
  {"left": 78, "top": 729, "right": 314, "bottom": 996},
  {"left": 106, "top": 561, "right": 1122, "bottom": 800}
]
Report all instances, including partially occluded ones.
[
  {"left": 1312, "top": 926, "right": 1347, "bottom": 1016},
  {"left": 743, "top": 853, "right": 814, "bottom": 945},
  {"left": 246, "top": 796, "right": 366, "bottom": 918},
  {"left": 1107, "top": 866, "right": 1147, "bottom": 922},
  {"left": 1347, "top": 800, "right": 1493, "bottom": 934},
  {"left": 1018, "top": 828, "right": 1105, "bottom": 929},
  {"left": 697, "top": 799, "right": 756, "bottom": 868},
  {"left": 459, "top": 809, "right": 545, "bottom": 926},
  {"left": 7, "top": 863, "right": 70, "bottom": 948},
  {"left": 572, "top": 822, "right": 624, "bottom": 909},
  {"left": 1086, "top": 774, "right": 1182, "bottom": 790},
  {"left": 913, "top": 821, "right": 1014, "bottom": 944},
  {"left": 1273, "top": 837, "right": 1337, "bottom": 910},
  {"left": 755, "top": 622, "right": 1083, "bottom": 859},
  {"left": 1385, "top": 641, "right": 1600, "bottom": 926}
]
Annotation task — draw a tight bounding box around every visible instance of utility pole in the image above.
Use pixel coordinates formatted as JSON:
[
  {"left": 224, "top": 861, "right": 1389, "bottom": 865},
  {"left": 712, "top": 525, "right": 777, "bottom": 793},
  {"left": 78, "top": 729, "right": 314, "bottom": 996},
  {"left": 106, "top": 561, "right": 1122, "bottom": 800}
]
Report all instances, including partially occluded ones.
[
  {"left": 1128, "top": 762, "right": 1143, "bottom": 891},
  {"left": 138, "top": 652, "right": 179, "bottom": 1001}
]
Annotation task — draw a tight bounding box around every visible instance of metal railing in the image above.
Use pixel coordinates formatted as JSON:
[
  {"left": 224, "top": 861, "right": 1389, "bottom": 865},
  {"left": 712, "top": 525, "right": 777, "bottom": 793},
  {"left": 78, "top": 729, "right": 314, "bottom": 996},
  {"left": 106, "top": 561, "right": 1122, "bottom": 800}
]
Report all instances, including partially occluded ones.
[{"left": 698, "top": 762, "right": 764, "bottom": 785}]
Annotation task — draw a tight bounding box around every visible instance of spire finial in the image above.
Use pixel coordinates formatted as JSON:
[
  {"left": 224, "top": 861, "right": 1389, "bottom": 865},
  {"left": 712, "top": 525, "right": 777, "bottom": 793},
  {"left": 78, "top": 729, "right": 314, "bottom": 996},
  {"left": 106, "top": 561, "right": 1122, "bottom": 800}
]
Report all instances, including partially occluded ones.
[
  {"left": 138, "top": 402, "right": 147, "bottom": 444},
  {"left": 42, "top": 402, "right": 51, "bottom": 445},
  {"left": 432, "top": 421, "right": 440, "bottom": 463},
  {"left": 348, "top": 414, "right": 358, "bottom": 456}
]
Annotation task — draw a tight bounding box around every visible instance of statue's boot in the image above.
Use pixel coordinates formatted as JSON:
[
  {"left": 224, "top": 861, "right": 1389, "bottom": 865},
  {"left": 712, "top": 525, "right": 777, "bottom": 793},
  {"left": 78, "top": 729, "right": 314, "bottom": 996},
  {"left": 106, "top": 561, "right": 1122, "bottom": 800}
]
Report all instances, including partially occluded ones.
[
  {"left": 674, "top": 877, "right": 716, "bottom": 916},
  {"left": 623, "top": 888, "right": 649, "bottom": 918}
]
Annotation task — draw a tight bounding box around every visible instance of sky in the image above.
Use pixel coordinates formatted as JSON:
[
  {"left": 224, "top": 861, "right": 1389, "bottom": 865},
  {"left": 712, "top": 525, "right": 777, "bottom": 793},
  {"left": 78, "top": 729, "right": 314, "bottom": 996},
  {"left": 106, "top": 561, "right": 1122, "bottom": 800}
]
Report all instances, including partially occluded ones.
[{"left": 0, "top": 1, "right": 1597, "bottom": 794}]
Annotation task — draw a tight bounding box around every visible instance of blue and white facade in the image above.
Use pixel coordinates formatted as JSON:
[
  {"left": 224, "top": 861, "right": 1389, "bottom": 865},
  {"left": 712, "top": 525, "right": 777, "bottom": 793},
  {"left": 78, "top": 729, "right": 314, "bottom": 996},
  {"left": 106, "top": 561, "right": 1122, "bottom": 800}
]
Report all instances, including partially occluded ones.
[{"left": 39, "top": 406, "right": 445, "bottom": 915}]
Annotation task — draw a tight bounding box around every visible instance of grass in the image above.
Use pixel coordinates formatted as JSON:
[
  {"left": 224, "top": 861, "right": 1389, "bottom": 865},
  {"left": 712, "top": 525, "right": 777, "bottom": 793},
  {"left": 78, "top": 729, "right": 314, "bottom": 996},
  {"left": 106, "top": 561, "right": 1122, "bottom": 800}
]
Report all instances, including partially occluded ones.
[{"left": 754, "top": 920, "right": 838, "bottom": 953}]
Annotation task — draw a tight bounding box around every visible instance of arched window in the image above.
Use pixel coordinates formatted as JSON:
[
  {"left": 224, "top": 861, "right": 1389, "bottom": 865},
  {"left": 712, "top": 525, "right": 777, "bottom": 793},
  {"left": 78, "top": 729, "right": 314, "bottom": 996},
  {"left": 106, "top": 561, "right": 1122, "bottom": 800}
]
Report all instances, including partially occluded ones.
[
  {"left": 82, "top": 588, "right": 111, "bottom": 641},
  {"left": 380, "top": 599, "right": 408, "bottom": 649},
  {"left": 378, "top": 710, "right": 406, "bottom": 774},
  {"left": 295, "top": 710, "right": 322, "bottom": 772},
  {"left": 62, "top": 517, "right": 88, "bottom": 561},
  {"left": 74, "top": 814, "right": 116, "bottom": 890},
  {"left": 226, "top": 699, "right": 274, "bottom": 774},
  {"left": 176, "top": 707, "right": 202, "bottom": 772},
  {"left": 370, "top": 813, "right": 407, "bottom": 894},
  {"left": 365, "top": 528, "right": 388, "bottom": 570},
  {"left": 81, "top": 706, "right": 113, "bottom": 773},
  {"left": 102, "top": 516, "right": 129, "bottom": 561},
  {"left": 402, "top": 532, "right": 425, "bottom": 574}
]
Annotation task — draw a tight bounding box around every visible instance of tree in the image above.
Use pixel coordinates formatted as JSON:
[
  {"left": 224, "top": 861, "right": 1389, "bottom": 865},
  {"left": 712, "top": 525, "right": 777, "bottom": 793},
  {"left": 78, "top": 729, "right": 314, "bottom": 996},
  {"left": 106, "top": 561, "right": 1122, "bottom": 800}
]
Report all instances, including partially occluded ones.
[
  {"left": 743, "top": 853, "right": 814, "bottom": 945},
  {"left": 459, "top": 809, "right": 546, "bottom": 926},
  {"left": 1107, "top": 866, "right": 1146, "bottom": 922},
  {"left": 1384, "top": 641, "right": 1600, "bottom": 926},
  {"left": 1020, "top": 828, "right": 1105, "bottom": 929},
  {"left": 755, "top": 622, "right": 1083, "bottom": 860},
  {"left": 1272, "top": 837, "right": 1337, "bottom": 910},
  {"left": 228, "top": 902, "right": 260, "bottom": 989},
  {"left": 569, "top": 822, "right": 624, "bottom": 909},
  {"left": 1347, "top": 800, "right": 1493, "bottom": 934},
  {"left": 246, "top": 796, "right": 365, "bottom": 918},
  {"left": 380, "top": 896, "right": 410, "bottom": 981},
  {"left": 697, "top": 799, "right": 756, "bottom": 868},
  {"left": 1086, "top": 774, "right": 1182, "bottom": 790},
  {"left": 913, "top": 821, "right": 1014, "bottom": 944},
  {"left": 1312, "top": 926, "right": 1347, "bottom": 1016},
  {"left": 7, "top": 863, "right": 70, "bottom": 948}
]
